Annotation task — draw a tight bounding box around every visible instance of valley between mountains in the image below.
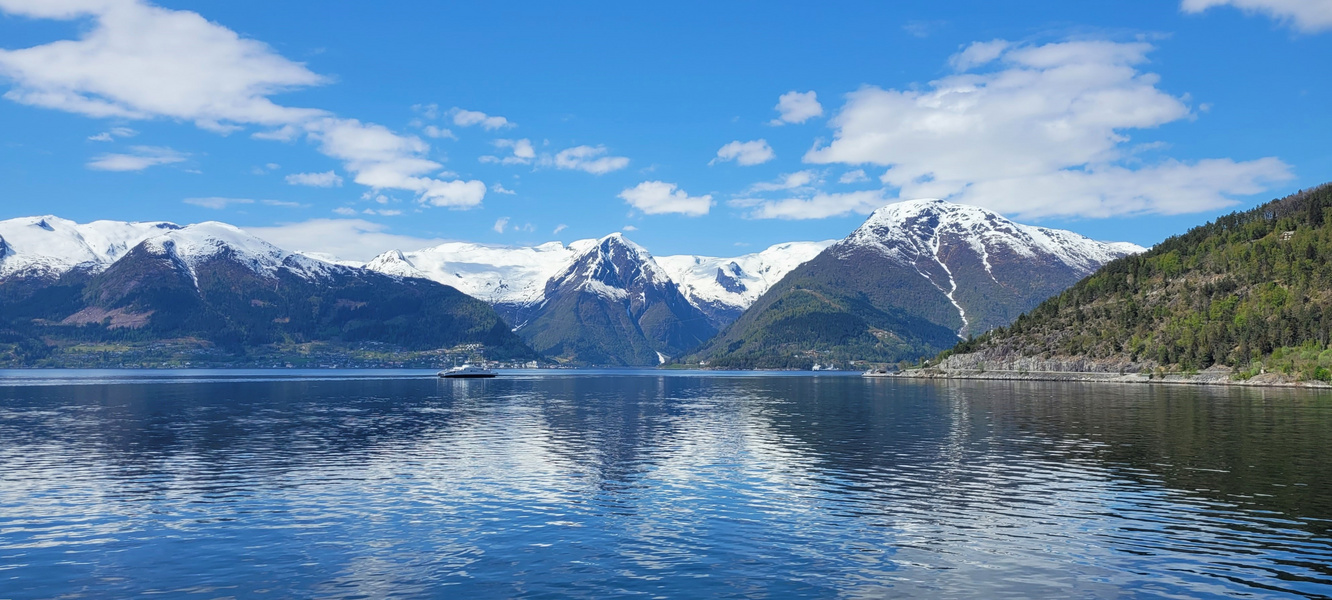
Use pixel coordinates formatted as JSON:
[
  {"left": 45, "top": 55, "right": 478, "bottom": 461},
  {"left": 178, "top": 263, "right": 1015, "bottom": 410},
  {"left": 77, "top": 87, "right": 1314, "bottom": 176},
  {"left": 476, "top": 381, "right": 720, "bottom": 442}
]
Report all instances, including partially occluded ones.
[{"left": 0, "top": 199, "right": 1142, "bottom": 368}]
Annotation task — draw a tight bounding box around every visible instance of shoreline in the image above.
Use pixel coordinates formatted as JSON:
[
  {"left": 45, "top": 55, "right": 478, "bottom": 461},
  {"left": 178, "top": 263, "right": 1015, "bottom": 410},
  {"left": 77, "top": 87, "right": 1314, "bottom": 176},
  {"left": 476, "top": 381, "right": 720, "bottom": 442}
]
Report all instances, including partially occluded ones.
[{"left": 892, "top": 368, "right": 1332, "bottom": 389}]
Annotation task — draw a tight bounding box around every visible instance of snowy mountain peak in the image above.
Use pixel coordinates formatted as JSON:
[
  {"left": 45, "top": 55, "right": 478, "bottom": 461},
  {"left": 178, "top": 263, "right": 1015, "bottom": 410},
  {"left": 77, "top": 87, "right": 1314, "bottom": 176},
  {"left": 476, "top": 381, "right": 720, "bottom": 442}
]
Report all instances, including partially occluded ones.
[
  {"left": 140, "top": 222, "right": 341, "bottom": 282},
  {"left": 656, "top": 240, "right": 836, "bottom": 325},
  {"left": 552, "top": 233, "right": 672, "bottom": 298},
  {"left": 845, "top": 199, "right": 1145, "bottom": 276},
  {"left": 0, "top": 215, "right": 182, "bottom": 280}
]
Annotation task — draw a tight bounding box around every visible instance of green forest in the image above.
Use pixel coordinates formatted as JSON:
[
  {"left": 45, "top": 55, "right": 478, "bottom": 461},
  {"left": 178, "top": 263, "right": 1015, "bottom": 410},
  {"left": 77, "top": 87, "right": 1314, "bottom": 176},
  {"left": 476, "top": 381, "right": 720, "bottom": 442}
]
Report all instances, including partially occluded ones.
[{"left": 945, "top": 183, "right": 1332, "bottom": 380}]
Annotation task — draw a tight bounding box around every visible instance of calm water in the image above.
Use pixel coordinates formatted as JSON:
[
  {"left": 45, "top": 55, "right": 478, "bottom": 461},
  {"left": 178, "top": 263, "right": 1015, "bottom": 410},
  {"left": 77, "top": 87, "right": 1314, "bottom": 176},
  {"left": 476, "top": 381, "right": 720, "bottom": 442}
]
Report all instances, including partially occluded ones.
[{"left": 1, "top": 370, "right": 1330, "bottom": 598}]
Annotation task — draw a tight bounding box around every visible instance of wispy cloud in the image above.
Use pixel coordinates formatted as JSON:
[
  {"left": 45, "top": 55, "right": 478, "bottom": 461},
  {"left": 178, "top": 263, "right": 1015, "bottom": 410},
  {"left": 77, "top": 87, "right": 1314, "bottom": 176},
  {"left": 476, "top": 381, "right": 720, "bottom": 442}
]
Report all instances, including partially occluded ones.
[
  {"left": 184, "top": 196, "right": 254, "bottom": 209},
  {"left": 285, "top": 170, "right": 343, "bottom": 187},
  {"left": 549, "top": 145, "right": 629, "bottom": 174},
  {"left": 87, "top": 145, "right": 187, "bottom": 171},
  {"left": 87, "top": 126, "right": 137, "bottom": 142},
  {"left": 1181, "top": 0, "right": 1332, "bottom": 32}
]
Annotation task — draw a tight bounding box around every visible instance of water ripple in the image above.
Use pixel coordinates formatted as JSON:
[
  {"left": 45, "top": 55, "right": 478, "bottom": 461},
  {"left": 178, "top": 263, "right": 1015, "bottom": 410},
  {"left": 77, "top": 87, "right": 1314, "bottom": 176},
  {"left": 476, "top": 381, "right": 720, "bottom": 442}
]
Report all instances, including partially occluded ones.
[{"left": 0, "top": 373, "right": 1329, "bottom": 598}]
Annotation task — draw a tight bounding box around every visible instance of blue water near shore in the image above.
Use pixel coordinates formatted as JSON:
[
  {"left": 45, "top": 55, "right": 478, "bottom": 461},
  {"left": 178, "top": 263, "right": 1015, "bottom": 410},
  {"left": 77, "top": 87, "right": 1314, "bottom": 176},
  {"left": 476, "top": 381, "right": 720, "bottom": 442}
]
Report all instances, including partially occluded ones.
[{"left": 1, "top": 369, "right": 1330, "bottom": 598}]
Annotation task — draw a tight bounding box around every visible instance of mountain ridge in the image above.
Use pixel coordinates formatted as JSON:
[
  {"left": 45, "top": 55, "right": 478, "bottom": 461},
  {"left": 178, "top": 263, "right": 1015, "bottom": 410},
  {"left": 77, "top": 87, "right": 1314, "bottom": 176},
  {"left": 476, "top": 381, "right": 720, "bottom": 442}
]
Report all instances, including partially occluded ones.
[{"left": 688, "top": 199, "right": 1144, "bottom": 369}]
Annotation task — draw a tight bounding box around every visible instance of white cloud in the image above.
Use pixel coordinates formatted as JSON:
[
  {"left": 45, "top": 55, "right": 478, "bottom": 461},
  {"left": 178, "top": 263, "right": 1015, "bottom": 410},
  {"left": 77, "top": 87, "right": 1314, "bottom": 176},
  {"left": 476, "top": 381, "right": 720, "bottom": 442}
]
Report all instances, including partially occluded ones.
[
  {"left": 304, "top": 117, "right": 486, "bottom": 208},
  {"left": 247, "top": 218, "right": 449, "bottom": 261},
  {"left": 0, "top": 1, "right": 489, "bottom": 210},
  {"left": 948, "top": 39, "right": 1010, "bottom": 70},
  {"left": 737, "top": 190, "right": 887, "bottom": 220},
  {"left": 553, "top": 224, "right": 568, "bottom": 234},
  {"left": 622, "top": 225, "right": 638, "bottom": 231},
  {"left": 362, "top": 208, "right": 402, "bottom": 216},
  {"left": 0, "top": 0, "right": 327, "bottom": 128},
  {"left": 482, "top": 138, "right": 536, "bottom": 165},
  {"left": 770, "top": 90, "right": 822, "bottom": 125},
  {"left": 839, "top": 169, "right": 869, "bottom": 184},
  {"left": 619, "top": 181, "right": 713, "bottom": 216},
  {"left": 902, "top": 20, "right": 948, "bottom": 38},
  {"left": 333, "top": 207, "right": 357, "bottom": 216},
  {"left": 491, "top": 182, "right": 516, "bottom": 195},
  {"left": 748, "top": 170, "right": 819, "bottom": 192},
  {"left": 184, "top": 196, "right": 253, "bottom": 209},
  {"left": 285, "top": 170, "right": 343, "bottom": 187},
  {"left": 451, "top": 107, "right": 513, "bottom": 130},
  {"left": 712, "top": 139, "right": 775, "bottom": 166},
  {"left": 87, "top": 126, "right": 136, "bottom": 141},
  {"left": 803, "top": 39, "right": 1293, "bottom": 219},
  {"left": 262, "top": 199, "right": 305, "bottom": 208},
  {"left": 87, "top": 145, "right": 185, "bottom": 171},
  {"left": 551, "top": 145, "right": 629, "bottom": 174},
  {"left": 422, "top": 125, "right": 456, "bottom": 139},
  {"left": 1181, "top": 0, "right": 1332, "bottom": 32},
  {"left": 493, "top": 217, "right": 509, "bottom": 233}
]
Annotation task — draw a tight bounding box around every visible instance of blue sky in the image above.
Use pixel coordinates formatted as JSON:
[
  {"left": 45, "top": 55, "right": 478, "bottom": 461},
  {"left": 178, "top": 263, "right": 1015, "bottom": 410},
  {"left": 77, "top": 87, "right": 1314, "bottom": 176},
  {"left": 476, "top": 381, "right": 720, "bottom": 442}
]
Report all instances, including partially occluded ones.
[{"left": 0, "top": 0, "right": 1329, "bottom": 259}]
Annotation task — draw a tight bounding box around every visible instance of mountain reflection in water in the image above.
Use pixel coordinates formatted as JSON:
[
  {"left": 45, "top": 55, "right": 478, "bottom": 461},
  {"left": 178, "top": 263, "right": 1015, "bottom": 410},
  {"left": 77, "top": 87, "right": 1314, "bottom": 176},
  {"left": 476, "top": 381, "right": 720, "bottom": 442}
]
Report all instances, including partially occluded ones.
[{"left": 0, "top": 370, "right": 1329, "bottom": 598}]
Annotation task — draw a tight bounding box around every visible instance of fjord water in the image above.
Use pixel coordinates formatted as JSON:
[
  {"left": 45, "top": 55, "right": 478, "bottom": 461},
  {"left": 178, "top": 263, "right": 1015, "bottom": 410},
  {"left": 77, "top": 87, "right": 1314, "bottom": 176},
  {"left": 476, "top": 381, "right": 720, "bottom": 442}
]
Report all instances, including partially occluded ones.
[{"left": 1, "top": 371, "right": 1330, "bottom": 598}]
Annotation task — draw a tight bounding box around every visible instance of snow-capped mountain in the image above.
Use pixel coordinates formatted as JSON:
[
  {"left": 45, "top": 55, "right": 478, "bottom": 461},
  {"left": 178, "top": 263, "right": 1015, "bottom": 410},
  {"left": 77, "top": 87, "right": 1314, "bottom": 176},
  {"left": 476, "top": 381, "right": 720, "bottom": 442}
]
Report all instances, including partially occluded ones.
[
  {"left": 656, "top": 241, "right": 835, "bottom": 327},
  {"left": 837, "top": 198, "right": 1146, "bottom": 337},
  {"left": 363, "top": 236, "right": 831, "bottom": 328},
  {"left": 364, "top": 240, "right": 588, "bottom": 309},
  {"left": 519, "top": 234, "right": 716, "bottom": 366},
  {"left": 0, "top": 215, "right": 179, "bottom": 279},
  {"left": 0, "top": 217, "right": 535, "bottom": 362},
  {"left": 691, "top": 199, "right": 1144, "bottom": 369},
  {"left": 140, "top": 221, "right": 349, "bottom": 283}
]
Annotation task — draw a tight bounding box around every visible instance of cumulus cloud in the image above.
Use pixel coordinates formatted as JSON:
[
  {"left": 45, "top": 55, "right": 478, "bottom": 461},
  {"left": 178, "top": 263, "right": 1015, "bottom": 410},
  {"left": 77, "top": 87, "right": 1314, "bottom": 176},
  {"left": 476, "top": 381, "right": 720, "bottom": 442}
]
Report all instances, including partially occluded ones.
[
  {"left": 1181, "top": 0, "right": 1332, "bottom": 32},
  {"left": 285, "top": 170, "right": 343, "bottom": 187},
  {"left": 802, "top": 39, "right": 1293, "bottom": 219},
  {"left": 619, "top": 181, "right": 713, "bottom": 216},
  {"left": 183, "top": 196, "right": 253, "bottom": 209},
  {"left": 0, "top": 0, "right": 489, "bottom": 209},
  {"left": 87, "top": 145, "right": 186, "bottom": 171},
  {"left": 451, "top": 107, "right": 513, "bottom": 130},
  {"left": 87, "top": 126, "right": 136, "bottom": 141},
  {"left": 493, "top": 217, "right": 509, "bottom": 233},
  {"left": 304, "top": 117, "right": 486, "bottom": 208},
  {"left": 481, "top": 138, "right": 536, "bottom": 165},
  {"left": 770, "top": 90, "right": 822, "bottom": 125},
  {"left": 712, "top": 139, "right": 775, "bottom": 166},
  {"left": 491, "top": 182, "right": 516, "bottom": 195},
  {"left": 0, "top": 0, "right": 327, "bottom": 128},
  {"left": 551, "top": 145, "right": 629, "bottom": 174}
]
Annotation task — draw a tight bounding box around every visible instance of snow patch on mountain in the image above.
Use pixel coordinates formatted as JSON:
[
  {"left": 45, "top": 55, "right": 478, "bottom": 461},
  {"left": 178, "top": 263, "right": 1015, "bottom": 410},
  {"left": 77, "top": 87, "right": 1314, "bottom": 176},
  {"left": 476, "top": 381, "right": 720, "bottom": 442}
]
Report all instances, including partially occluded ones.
[
  {"left": 843, "top": 199, "right": 1145, "bottom": 275},
  {"left": 365, "top": 240, "right": 581, "bottom": 306},
  {"left": 549, "top": 233, "right": 674, "bottom": 298},
  {"left": 140, "top": 222, "right": 343, "bottom": 283},
  {"left": 0, "top": 215, "right": 179, "bottom": 279},
  {"left": 657, "top": 240, "right": 835, "bottom": 312}
]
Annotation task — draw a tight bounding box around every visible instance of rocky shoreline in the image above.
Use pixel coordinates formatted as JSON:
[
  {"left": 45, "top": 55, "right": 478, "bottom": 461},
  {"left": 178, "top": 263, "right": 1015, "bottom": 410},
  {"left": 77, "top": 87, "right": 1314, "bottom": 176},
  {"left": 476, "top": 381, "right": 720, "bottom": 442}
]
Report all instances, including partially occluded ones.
[{"left": 894, "top": 366, "right": 1332, "bottom": 389}]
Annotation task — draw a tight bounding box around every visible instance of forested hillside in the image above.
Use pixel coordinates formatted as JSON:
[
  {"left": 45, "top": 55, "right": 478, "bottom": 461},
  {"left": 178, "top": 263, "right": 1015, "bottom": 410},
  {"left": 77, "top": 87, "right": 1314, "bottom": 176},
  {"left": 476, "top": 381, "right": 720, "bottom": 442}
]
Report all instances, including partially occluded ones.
[{"left": 938, "top": 184, "right": 1332, "bottom": 380}]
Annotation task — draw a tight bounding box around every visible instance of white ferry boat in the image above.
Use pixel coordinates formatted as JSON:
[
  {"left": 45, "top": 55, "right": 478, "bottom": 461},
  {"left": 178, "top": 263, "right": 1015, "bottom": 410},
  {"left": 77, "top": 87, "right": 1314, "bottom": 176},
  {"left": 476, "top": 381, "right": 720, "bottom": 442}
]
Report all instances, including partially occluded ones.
[{"left": 438, "top": 364, "right": 498, "bottom": 379}]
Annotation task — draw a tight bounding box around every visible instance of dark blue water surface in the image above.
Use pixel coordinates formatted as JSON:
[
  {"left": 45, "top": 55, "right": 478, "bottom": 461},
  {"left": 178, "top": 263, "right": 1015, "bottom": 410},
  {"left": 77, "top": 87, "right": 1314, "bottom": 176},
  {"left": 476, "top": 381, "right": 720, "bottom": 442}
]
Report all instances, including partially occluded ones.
[{"left": 1, "top": 370, "right": 1330, "bottom": 598}]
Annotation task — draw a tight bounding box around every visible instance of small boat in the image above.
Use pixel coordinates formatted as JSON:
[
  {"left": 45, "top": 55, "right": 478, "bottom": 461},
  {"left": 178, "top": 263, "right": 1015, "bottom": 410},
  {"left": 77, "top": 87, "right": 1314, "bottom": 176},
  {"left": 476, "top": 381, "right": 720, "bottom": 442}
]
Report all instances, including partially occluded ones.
[{"left": 439, "top": 364, "right": 498, "bottom": 379}]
